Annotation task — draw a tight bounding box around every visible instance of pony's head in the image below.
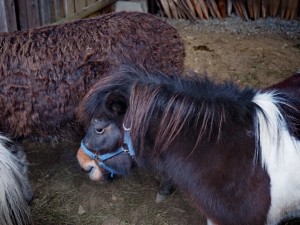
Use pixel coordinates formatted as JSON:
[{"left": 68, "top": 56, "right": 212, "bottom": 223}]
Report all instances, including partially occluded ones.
[
  {"left": 76, "top": 65, "right": 171, "bottom": 180},
  {"left": 76, "top": 65, "right": 211, "bottom": 179},
  {"left": 77, "top": 87, "right": 133, "bottom": 180}
]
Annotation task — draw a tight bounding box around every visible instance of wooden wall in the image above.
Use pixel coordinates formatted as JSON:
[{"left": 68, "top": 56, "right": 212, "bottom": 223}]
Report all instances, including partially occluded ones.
[{"left": 0, "top": 0, "right": 116, "bottom": 32}]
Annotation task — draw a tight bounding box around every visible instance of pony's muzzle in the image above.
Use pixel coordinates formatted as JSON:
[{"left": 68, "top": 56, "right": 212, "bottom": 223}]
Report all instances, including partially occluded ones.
[{"left": 77, "top": 147, "right": 105, "bottom": 181}]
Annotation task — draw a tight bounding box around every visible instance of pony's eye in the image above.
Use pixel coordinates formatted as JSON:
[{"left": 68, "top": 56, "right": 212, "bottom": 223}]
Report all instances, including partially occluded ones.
[{"left": 95, "top": 128, "right": 105, "bottom": 134}]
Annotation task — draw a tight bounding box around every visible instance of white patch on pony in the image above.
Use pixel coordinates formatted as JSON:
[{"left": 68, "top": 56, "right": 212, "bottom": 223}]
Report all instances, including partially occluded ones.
[
  {"left": 253, "top": 92, "right": 300, "bottom": 225},
  {"left": 0, "top": 135, "right": 31, "bottom": 225},
  {"left": 207, "top": 218, "right": 217, "bottom": 225}
]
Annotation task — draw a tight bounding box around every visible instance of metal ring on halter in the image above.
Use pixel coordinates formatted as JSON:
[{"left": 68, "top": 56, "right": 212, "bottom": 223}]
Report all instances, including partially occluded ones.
[{"left": 123, "top": 123, "right": 131, "bottom": 131}]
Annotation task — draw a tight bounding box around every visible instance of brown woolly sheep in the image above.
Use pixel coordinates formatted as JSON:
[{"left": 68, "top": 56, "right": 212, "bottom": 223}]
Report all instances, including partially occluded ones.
[{"left": 0, "top": 12, "right": 185, "bottom": 140}]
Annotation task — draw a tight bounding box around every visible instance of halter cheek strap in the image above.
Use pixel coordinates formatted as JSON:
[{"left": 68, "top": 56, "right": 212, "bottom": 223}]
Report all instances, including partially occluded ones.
[
  {"left": 123, "top": 129, "right": 135, "bottom": 157},
  {"left": 80, "top": 142, "right": 125, "bottom": 176},
  {"left": 80, "top": 129, "right": 135, "bottom": 177}
]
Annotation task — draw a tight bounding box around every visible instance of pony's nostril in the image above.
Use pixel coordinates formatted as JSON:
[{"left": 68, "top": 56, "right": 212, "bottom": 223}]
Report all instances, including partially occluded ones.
[{"left": 84, "top": 165, "right": 94, "bottom": 173}]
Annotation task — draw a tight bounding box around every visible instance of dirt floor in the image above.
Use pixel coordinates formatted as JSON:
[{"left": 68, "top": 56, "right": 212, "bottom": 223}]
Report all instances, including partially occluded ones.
[{"left": 26, "top": 15, "right": 300, "bottom": 225}]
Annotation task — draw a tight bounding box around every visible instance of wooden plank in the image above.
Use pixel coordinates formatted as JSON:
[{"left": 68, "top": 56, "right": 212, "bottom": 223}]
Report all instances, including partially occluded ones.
[
  {"left": 75, "top": 0, "right": 86, "bottom": 12},
  {"left": 173, "top": 0, "right": 186, "bottom": 19},
  {"left": 253, "top": 0, "right": 261, "bottom": 19},
  {"left": 54, "top": 0, "right": 65, "bottom": 21},
  {"left": 280, "top": 0, "right": 288, "bottom": 19},
  {"left": 248, "top": 0, "right": 254, "bottom": 19},
  {"left": 227, "top": 0, "right": 232, "bottom": 16},
  {"left": 200, "top": 0, "right": 209, "bottom": 19},
  {"left": 233, "top": 1, "right": 242, "bottom": 18},
  {"left": 192, "top": 0, "right": 205, "bottom": 19},
  {"left": 14, "top": 0, "right": 29, "bottom": 30},
  {"left": 64, "top": 0, "right": 75, "bottom": 17},
  {"left": 0, "top": 0, "right": 9, "bottom": 32},
  {"left": 169, "top": 0, "right": 179, "bottom": 19},
  {"left": 186, "top": 0, "right": 197, "bottom": 19},
  {"left": 208, "top": 0, "right": 222, "bottom": 19},
  {"left": 50, "top": 0, "right": 66, "bottom": 23},
  {"left": 160, "top": 0, "right": 172, "bottom": 18},
  {"left": 239, "top": 0, "right": 249, "bottom": 20},
  {"left": 178, "top": 0, "right": 197, "bottom": 20},
  {"left": 87, "top": 0, "right": 97, "bottom": 5},
  {"left": 114, "top": 0, "right": 148, "bottom": 13},
  {"left": 39, "top": 0, "right": 51, "bottom": 25},
  {"left": 269, "top": 0, "right": 280, "bottom": 17},
  {"left": 261, "top": 0, "right": 268, "bottom": 18},
  {"left": 218, "top": 0, "right": 226, "bottom": 18},
  {"left": 286, "top": 0, "right": 299, "bottom": 19},
  {"left": 155, "top": 0, "right": 165, "bottom": 17},
  {"left": 289, "top": 0, "right": 299, "bottom": 19},
  {"left": 207, "top": 0, "right": 216, "bottom": 18},
  {"left": 0, "top": 0, "right": 18, "bottom": 32},
  {"left": 26, "top": 0, "right": 41, "bottom": 28},
  {"left": 55, "top": 0, "right": 116, "bottom": 24}
]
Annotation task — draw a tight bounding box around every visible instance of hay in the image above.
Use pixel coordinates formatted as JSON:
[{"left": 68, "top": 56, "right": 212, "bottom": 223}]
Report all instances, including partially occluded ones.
[{"left": 157, "top": 0, "right": 299, "bottom": 20}]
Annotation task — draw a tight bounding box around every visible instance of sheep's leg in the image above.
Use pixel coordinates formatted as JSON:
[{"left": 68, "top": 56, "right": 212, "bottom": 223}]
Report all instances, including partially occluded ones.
[{"left": 155, "top": 177, "right": 174, "bottom": 203}]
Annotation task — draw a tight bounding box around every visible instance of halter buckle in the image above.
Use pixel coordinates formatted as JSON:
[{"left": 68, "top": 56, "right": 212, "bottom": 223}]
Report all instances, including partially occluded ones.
[
  {"left": 122, "top": 143, "right": 130, "bottom": 155},
  {"left": 94, "top": 154, "right": 102, "bottom": 163}
]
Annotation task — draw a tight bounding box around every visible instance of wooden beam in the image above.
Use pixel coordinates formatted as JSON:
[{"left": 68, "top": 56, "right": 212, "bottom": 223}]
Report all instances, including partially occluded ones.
[
  {"left": 0, "top": 0, "right": 17, "bottom": 32},
  {"left": 227, "top": 0, "right": 232, "bottom": 16},
  {"left": 75, "top": 0, "right": 86, "bottom": 12},
  {"left": 261, "top": 0, "right": 268, "bottom": 18},
  {"left": 64, "top": 0, "right": 75, "bottom": 17},
  {"left": 248, "top": 0, "right": 254, "bottom": 18},
  {"left": 218, "top": 0, "right": 226, "bottom": 18},
  {"left": 39, "top": 0, "right": 51, "bottom": 25},
  {"left": 55, "top": 0, "right": 116, "bottom": 24},
  {"left": 87, "top": 0, "right": 97, "bottom": 5},
  {"left": 253, "top": 0, "right": 261, "bottom": 19},
  {"left": 160, "top": 0, "right": 172, "bottom": 18},
  {"left": 25, "top": 0, "right": 41, "bottom": 28},
  {"left": 286, "top": 0, "right": 299, "bottom": 20},
  {"left": 53, "top": 0, "right": 65, "bottom": 21},
  {"left": 15, "top": 0, "right": 29, "bottom": 30},
  {"left": 192, "top": 0, "right": 204, "bottom": 19}
]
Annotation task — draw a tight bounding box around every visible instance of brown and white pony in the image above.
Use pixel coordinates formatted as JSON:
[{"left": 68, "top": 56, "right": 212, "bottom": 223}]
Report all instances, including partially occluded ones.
[
  {"left": 77, "top": 71, "right": 300, "bottom": 202},
  {"left": 78, "top": 66, "right": 300, "bottom": 225}
]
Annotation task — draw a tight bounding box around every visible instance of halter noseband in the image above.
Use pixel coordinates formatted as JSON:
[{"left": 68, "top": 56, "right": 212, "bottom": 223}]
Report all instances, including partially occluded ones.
[{"left": 80, "top": 126, "right": 135, "bottom": 177}]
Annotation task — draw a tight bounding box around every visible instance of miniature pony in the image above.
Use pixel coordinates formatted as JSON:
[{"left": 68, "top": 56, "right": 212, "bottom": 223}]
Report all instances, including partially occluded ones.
[{"left": 78, "top": 66, "right": 300, "bottom": 225}]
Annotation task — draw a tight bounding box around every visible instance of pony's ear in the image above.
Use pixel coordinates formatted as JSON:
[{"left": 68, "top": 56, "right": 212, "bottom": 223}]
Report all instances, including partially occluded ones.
[{"left": 105, "top": 91, "right": 127, "bottom": 115}]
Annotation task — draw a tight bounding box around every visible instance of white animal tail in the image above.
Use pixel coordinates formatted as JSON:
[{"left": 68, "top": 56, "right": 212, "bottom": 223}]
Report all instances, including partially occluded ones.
[{"left": 0, "top": 135, "right": 31, "bottom": 225}]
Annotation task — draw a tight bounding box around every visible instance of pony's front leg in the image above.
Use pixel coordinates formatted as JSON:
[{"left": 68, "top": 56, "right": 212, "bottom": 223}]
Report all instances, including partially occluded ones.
[
  {"left": 207, "top": 219, "right": 217, "bottom": 225},
  {"left": 155, "top": 176, "right": 174, "bottom": 203}
]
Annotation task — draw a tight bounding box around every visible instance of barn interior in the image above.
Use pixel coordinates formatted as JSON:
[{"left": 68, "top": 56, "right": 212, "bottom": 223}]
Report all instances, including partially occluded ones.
[{"left": 1, "top": 0, "right": 300, "bottom": 224}]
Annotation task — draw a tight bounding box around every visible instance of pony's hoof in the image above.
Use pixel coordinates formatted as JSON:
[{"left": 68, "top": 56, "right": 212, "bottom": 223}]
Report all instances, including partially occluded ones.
[{"left": 155, "top": 193, "right": 168, "bottom": 203}]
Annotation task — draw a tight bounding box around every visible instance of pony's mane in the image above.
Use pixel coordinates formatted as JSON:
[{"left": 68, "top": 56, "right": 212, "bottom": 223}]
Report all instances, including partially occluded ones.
[
  {"left": 78, "top": 65, "right": 206, "bottom": 125},
  {"left": 120, "top": 66, "right": 257, "bottom": 155},
  {"left": 80, "top": 65, "right": 300, "bottom": 159}
]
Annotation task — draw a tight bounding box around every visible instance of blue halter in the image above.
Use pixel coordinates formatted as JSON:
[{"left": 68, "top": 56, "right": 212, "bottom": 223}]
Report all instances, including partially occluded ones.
[{"left": 80, "top": 128, "right": 135, "bottom": 177}]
